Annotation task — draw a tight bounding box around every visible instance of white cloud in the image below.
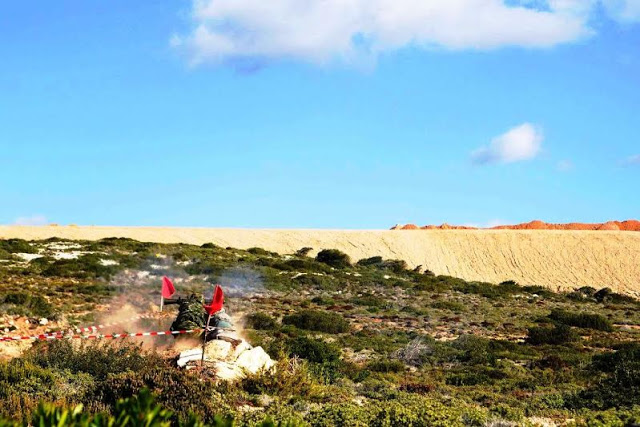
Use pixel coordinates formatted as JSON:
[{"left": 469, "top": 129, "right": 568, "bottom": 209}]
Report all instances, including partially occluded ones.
[
  {"left": 623, "top": 154, "right": 640, "bottom": 165},
  {"left": 461, "top": 219, "right": 509, "bottom": 228},
  {"left": 556, "top": 159, "right": 574, "bottom": 171},
  {"left": 485, "top": 219, "right": 509, "bottom": 228},
  {"left": 471, "top": 123, "right": 543, "bottom": 165},
  {"left": 13, "top": 215, "right": 48, "bottom": 226},
  {"left": 602, "top": 0, "right": 640, "bottom": 22},
  {"left": 174, "top": 0, "right": 600, "bottom": 65}
]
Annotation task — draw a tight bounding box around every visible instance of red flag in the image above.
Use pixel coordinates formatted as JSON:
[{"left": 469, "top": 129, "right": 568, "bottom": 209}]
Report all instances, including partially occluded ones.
[
  {"left": 161, "top": 276, "right": 176, "bottom": 298},
  {"left": 204, "top": 285, "right": 224, "bottom": 315}
]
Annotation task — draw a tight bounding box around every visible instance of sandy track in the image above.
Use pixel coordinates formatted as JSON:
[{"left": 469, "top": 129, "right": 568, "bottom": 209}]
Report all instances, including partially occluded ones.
[{"left": 2, "top": 226, "right": 639, "bottom": 295}]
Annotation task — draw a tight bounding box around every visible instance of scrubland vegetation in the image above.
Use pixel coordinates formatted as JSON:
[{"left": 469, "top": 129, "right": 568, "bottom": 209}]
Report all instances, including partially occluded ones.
[{"left": 0, "top": 238, "right": 639, "bottom": 426}]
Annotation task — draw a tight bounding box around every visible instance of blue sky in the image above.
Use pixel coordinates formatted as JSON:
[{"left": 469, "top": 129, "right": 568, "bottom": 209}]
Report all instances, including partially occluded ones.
[{"left": 1, "top": 1, "right": 639, "bottom": 228}]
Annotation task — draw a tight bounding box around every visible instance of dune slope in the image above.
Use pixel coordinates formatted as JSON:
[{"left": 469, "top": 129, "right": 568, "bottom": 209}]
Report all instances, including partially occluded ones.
[{"left": 1, "top": 225, "right": 639, "bottom": 295}]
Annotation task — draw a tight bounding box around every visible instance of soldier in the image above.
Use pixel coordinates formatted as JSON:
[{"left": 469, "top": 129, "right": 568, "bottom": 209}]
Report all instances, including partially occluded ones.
[
  {"left": 166, "top": 292, "right": 234, "bottom": 342},
  {"left": 166, "top": 293, "right": 207, "bottom": 333}
]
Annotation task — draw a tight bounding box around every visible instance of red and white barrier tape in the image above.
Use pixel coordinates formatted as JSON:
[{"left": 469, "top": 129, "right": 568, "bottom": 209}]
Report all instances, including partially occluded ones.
[
  {"left": 0, "top": 329, "right": 197, "bottom": 342},
  {"left": 45, "top": 312, "right": 163, "bottom": 336}
]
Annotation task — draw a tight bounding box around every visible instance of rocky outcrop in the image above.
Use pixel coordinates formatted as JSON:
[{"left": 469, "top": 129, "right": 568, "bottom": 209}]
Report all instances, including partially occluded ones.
[{"left": 393, "top": 220, "right": 640, "bottom": 231}]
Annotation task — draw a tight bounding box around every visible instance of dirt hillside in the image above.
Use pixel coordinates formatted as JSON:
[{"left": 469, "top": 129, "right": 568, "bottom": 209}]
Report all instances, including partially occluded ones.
[{"left": 2, "top": 225, "right": 639, "bottom": 296}]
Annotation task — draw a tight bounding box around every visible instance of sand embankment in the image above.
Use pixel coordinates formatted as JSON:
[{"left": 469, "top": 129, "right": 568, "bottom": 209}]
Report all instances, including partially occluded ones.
[{"left": 2, "top": 226, "right": 639, "bottom": 296}]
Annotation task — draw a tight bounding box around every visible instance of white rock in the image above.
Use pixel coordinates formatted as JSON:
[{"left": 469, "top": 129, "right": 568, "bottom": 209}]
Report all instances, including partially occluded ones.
[
  {"left": 52, "top": 251, "right": 85, "bottom": 260},
  {"left": 232, "top": 340, "right": 253, "bottom": 360},
  {"left": 39, "top": 318, "right": 48, "bottom": 326},
  {"left": 214, "top": 361, "right": 244, "bottom": 381},
  {"left": 177, "top": 350, "right": 203, "bottom": 368},
  {"left": 176, "top": 339, "right": 275, "bottom": 381},
  {"left": 235, "top": 346, "right": 275, "bottom": 374},
  {"left": 204, "top": 340, "right": 232, "bottom": 360},
  {"left": 16, "top": 253, "right": 43, "bottom": 262}
]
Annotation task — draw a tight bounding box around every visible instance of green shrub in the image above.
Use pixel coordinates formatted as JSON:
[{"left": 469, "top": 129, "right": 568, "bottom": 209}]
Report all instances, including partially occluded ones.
[
  {"left": 305, "top": 395, "right": 488, "bottom": 427},
  {"left": 577, "top": 343, "right": 640, "bottom": 409},
  {"left": 283, "top": 259, "right": 329, "bottom": 273},
  {"left": 357, "top": 256, "right": 383, "bottom": 267},
  {"left": 498, "top": 280, "right": 520, "bottom": 293},
  {"left": 548, "top": 309, "right": 613, "bottom": 331},
  {"left": 526, "top": 324, "right": 578, "bottom": 346},
  {"left": 430, "top": 300, "right": 465, "bottom": 312},
  {"left": 282, "top": 310, "right": 349, "bottom": 333},
  {"left": 41, "top": 254, "right": 120, "bottom": 279},
  {"left": 0, "top": 239, "right": 37, "bottom": 254},
  {"left": 521, "top": 285, "right": 554, "bottom": 298},
  {"left": 246, "top": 312, "right": 278, "bottom": 330},
  {"left": 315, "top": 250, "right": 350, "bottom": 269},
  {"left": 287, "top": 337, "right": 341, "bottom": 364},
  {"left": 355, "top": 257, "right": 407, "bottom": 273},
  {"left": 350, "top": 293, "right": 387, "bottom": 309},
  {"left": 591, "top": 287, "right": 638, "bottom": 304},
  {"left": 93, "top": 237, "right": 154, "bottom": 253},
  {"left": 366, "top": 359, "right": 405, "bottom": 373},
  {"left": 295, "top": 247, "right": 313, "bottom": 257},
  {"left": 2, "top": 292, "right": 54, "bottom": 318},
  {"left": 381, "top": 260, "right": 408, "bottom": 274},
  {"left": 293, "top": 274, "right": 339, "bottom": 291},
  {"left": 27, "top": 341, "right": 158, "bottom": 381},
  {"left": 248, "top": 247, "right": 278, "bottom": 257}
]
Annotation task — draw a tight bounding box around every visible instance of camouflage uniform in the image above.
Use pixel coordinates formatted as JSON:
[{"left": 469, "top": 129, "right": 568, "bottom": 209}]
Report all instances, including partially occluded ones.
[
  {"left": 169, "top": 294, "right": 208, "bottom": 333},
  {"left": 168, "top": 294, "right": 234, "bottom": 340}
]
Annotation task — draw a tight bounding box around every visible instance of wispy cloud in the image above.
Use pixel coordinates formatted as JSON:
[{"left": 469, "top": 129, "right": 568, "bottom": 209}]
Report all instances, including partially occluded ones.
[
  {"left": 173, "top": 0, "right": 599, "bottom": 66},
  {"left": 556, "top": 159, "right": 574, "bottom": 172},
  {"left": 461, "top": 219, "right": 509, "bottom": 228},
  {"left": 471, "top": 123, "right": 543, "bottom": 165},
  {"left": 485, "top": 219, "right": 509, "bottom": 228},
  {"left": 601, "top": 0, "right": 640, "bottom": 23},
  {"left": 13, "top": 215, "right": 48, "bottom": 226},
  {"left": 623, "top": 154, "right": 640, "bottom": 166}
]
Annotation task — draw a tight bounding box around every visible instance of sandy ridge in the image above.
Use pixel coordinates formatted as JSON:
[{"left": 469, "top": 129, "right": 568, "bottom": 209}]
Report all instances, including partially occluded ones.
[{"left": 1, "top": 226, "right": 639, "bottom": 296}]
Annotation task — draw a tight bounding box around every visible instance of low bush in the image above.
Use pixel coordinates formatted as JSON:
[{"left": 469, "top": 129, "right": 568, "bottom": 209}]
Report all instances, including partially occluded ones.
[
  {"left": 366, "top": 359, "right": 405, "bottom": 373},
  {"left": 305, "top": 394, "right": 488, "bottom": 427},
  {"left": 1, "top": 292, "right": 54, "bottom": 318},
  {"left": 431, "top": 300, "right": 466, "bottom": 312},
  {"left": 357, "top": 256, "right": 383, "bottom": 267},
  {"left": 526, "top": 324, "right": 578, "bottom": 346},
  {"left": 295, "top": 247, "right": 313, "bottom": 257},
  {"left": 548, "top": 309, "right": 613, "bottom": 331},
  {"left": 577, "top": 343, "right": 640, "bottom": 409},
  {"left": 246, "top": 312, "right": 278, "bottom": 330},
  {"left": 0, "top": 239, "right": 37, "bottom": 254},
  {"left": 283, "top": 258, "right": 329, "bottom": 273},
  {"left": 201, "top": 242, "right": 221, "bottom": 249},
  {"left": 282, "top": 310, "right": 349, "bottom": 334},
  {"left": 381, "top": 259, "right": 408, "bottom": 274},
  {"left": 287, "top": 337, "right": 341, "bottom": 364},
  {"left": 315, "top": 249, "right": 350, "bottom": 269},
  {"left": 593, "top": 287, "right": 638, "bottom": 305},
  {"left": 41, "top": 254, "right": 120, "bottom": 279},
  {"left": 247, "top": 247, "right": 278, "bottom": 257},
  {"left": 27, "top": 341, "right": 158, "bottom": 381}
]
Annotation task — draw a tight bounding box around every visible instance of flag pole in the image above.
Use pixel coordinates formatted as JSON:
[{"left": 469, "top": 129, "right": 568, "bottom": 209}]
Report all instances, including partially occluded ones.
[
  {"left": 160, "top": 295, "right": 164, "bottom": 312},
  {"left": 201, "top": 313, "right": 212, "bottom": 367}
]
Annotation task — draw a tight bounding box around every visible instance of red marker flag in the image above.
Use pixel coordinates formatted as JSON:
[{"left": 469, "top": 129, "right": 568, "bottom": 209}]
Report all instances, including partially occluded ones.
[
  {"left": 162, "top": 276, "right": 176, "bottom": 298},
  {"left": 204, "top": 285, "right": 224, "bottom": 315}
]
